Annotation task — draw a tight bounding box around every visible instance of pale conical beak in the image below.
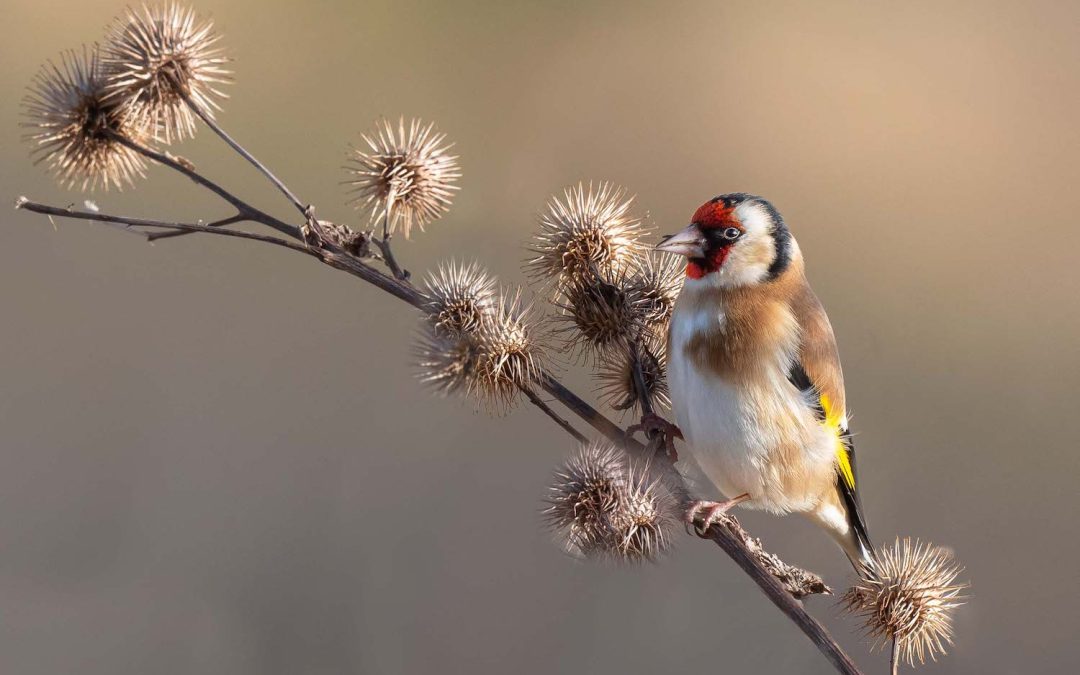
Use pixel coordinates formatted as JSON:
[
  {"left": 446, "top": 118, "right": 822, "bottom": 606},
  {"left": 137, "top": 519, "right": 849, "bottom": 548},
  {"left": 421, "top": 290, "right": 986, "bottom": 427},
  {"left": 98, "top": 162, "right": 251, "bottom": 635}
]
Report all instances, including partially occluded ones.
[{"left": 655, "top": 224, "right": 705, "bottom": 258}]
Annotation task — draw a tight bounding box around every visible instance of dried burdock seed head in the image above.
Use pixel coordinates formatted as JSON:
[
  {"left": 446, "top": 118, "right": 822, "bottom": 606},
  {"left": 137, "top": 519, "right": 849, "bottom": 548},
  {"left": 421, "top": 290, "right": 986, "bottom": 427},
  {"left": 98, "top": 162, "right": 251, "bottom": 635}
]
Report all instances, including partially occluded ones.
[
  {"left": 596, "top": 342, "right": 670, "bottom": 413},
  {"left": 545, "top": 441, "right": 625, "bottom": 556},
  {"left": 556, "top": 267, "right": 647, "bottom": 358},
  {"left": 415, "top": 328, "right": 482, "bottom": 398},
  {"left": 470, "top": 289, "right": 547, "bottom": 412},
  {"left": 415, "top": 287, "right": 545, "bottom": 413},
  {"left": 22, "top": 46, "right": 148, "bottom": 191},
  {"left": 629, "top": 251, "right": 683, "bottom": 331},
  {"left": 423, "top": 261, "right": 497, "bottom": 337},
  {"left": 102, "top": 2, "right": 231, "bottom": 143},
  {"left": 843, "top": 538, "right": 967, "bottom": 667},
  {"left": 345, "top": 118, "right": 460, "bottom": 238},
  {"left": 607, "top": 458, "right": 679, "bottom": 561},
  {"left": 545, "top": 442, "right": 678, "bottom": 561},
  {"left": 528, "top": 182, "right": 645, "bottom": 283}
]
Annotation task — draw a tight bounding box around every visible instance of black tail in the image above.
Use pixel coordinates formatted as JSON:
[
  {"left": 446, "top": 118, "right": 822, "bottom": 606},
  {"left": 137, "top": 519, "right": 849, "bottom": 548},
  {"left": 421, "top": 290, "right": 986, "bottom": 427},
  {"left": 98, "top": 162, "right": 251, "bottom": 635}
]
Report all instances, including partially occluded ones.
[{"left": 837, "top": 433, "right": 875, "bottom": 569}]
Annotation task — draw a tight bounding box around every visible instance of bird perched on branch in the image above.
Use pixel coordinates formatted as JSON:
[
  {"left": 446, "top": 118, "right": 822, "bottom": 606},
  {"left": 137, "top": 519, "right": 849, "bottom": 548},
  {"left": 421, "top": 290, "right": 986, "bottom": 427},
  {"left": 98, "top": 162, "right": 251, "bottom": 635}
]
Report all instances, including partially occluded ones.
[{"left": 655, "top": 193, "right": 873, "bottom": 568}]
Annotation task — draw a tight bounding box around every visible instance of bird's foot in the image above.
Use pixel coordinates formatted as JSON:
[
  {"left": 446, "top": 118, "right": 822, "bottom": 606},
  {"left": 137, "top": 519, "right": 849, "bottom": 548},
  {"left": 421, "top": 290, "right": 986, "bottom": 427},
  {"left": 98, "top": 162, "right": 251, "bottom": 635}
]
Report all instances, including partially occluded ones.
[
  {"left": 685, "top": 494, "right": 751, "bottom": 534},
  {"left": 626, "top": 413, "right": 683, "bottom": 461}
]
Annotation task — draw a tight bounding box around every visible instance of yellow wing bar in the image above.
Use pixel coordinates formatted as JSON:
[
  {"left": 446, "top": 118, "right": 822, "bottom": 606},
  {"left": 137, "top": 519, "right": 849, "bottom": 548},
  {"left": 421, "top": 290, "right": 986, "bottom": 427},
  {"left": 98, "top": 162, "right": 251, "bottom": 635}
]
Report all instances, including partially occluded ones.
[{"left": 821, "top": 394, "right": 855, "bottom": 490}]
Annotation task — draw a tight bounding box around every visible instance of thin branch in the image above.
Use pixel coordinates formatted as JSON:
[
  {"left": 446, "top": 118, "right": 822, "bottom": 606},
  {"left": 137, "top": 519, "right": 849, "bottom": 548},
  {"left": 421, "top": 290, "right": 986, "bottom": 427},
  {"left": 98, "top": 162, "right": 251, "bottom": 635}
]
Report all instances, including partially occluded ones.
[
  {"left": 147, "top": 213, "right": 246, "bottom": 241},
  {"left": 179, "top": 88, "right": 308, "bottom": 218},
  {"left": 701, "top": 520, "right": 861, "bottom": 675},
  {"left": 16, "top": 199, "right": 313, "bottom": 255},
  {"left": 630, "top": 341, "right": 656, "bottom": 419},
  {"left": 372, "top": 196, "right": 409, "bottom": 280},
  {"left": 108, "top": 131, "right": 300, "bottom": 239},
  {"left": 521, "top": 385, "right": 587, "bottom": 443},
  {"left": 891, "top": 638, "right": 900, "bottom": 675},
  {"left": 537, "top": 372, "right": 642, "bottom": 452}
]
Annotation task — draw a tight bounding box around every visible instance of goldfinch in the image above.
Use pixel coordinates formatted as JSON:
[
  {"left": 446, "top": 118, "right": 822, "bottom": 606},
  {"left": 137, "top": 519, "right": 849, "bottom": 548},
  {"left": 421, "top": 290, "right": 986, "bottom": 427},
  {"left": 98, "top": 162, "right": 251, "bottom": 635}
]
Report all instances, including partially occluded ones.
[{"left": 656, "top": 193, "right": 873, "bottom": 567}]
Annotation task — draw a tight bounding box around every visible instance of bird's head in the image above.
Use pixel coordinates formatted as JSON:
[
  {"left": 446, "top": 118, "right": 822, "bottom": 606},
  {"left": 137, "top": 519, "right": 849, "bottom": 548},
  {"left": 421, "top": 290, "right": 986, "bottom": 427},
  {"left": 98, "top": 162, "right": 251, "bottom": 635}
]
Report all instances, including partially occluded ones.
[{"left": 655, "top": 193, "right": 793, "bottom": 288}]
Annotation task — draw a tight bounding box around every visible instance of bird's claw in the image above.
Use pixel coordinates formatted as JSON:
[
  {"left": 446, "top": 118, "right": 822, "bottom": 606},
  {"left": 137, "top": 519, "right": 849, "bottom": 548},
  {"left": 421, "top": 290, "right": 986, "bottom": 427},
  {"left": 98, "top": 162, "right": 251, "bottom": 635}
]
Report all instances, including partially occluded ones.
[
  {"left": 685, "top": 495, "right": 750, "bottom": 535},
  {"left": 626, "top": 413, "right": 683, "bottom": 460}
]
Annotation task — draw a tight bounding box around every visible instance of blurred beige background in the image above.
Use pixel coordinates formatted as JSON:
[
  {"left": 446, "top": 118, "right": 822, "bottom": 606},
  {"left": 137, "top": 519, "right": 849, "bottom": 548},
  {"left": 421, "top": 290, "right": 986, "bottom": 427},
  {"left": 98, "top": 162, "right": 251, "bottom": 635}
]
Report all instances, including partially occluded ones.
[{"left": 2, "top": 0, "right": 1079, "bottom": 673}]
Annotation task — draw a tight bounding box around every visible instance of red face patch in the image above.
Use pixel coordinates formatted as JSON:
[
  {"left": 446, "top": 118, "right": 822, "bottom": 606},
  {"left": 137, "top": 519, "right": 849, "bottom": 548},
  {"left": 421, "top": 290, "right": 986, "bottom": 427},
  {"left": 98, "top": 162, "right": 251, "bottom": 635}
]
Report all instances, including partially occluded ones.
[
  {"left": 691, "top": 200, "right": 739, "bottom": 230},
  {"left": 685, "top": 246, "right": 731, "bottom": 279}
]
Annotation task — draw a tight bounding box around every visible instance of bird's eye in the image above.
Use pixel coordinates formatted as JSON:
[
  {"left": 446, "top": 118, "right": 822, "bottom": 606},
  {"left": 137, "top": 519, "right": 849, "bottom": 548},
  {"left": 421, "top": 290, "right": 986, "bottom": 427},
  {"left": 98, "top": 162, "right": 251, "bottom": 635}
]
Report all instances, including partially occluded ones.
[{"left": 722, "top": 227, "right": 742, "bottom": 240}]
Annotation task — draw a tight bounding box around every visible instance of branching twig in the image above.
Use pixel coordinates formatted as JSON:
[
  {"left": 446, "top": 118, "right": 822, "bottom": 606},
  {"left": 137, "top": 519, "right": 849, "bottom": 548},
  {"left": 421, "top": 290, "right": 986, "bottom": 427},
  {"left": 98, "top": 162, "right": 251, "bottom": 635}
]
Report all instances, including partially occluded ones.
[
  {"left": 177, "top": 87, "right": 309, "bottom": 219},
  {"left": 147, "top": 213, "right": 247, "bottom": 241},
  {"left": 107, "top": 131, "right": 299, "bottom": 239},
  {"left": 372, "top": 197, "right": 409, "bottom": 280}
]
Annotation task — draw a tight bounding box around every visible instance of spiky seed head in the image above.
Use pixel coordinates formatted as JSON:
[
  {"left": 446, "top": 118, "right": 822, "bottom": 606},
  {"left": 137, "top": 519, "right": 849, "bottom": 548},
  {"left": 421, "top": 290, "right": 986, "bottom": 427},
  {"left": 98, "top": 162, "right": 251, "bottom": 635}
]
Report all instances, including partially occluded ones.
[
  {"left": 843, "top": 538, "right": 967, "bottom": 667},
  {"left": 415, "top": 287, "right": 545, "bottom": 413},
  {"left": 545, "top": 441, "right": 626, "bottom": 556},
  {"left": 102, "top": 3, "right": 231, "bottom": 143},
  {"left": 556, "top": 267, "right": 647, "bottom": 358},
  {"left": 469, "top": 289, "right": 546, "bottom": 412},
  {"left": 545, "top": 442, "right": 678, "bottom": 561},
  {"left": 607, "top": 458, "right": 680, "bottom": 561},
  {"left": 22, "top": 47, "right": 149, "bottom": 191},
  {"left": 528, "top": 182, "right": 646, "bottom": 283},
  {"left": 415, "top": 329, "right": 483, "bottom": 398},
  {"left": 596, "top": 342, "right": 670, "bottom": 413},
  {"left": 629, "top": 251, "right": 684, "bottom": 332},
  {"left": 345, "top": 118, "right": 460, "bottom": 238},
  {"left": 423, "top": 261, "right": 497, "bottom": 336}
]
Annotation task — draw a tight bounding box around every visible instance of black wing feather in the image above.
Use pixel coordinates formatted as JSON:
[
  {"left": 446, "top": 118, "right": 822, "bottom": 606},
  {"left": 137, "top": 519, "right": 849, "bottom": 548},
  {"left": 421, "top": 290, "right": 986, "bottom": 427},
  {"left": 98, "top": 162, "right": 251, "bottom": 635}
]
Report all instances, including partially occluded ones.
[{"left": 787, "top": 362, "right": 874, "bottom": 561}]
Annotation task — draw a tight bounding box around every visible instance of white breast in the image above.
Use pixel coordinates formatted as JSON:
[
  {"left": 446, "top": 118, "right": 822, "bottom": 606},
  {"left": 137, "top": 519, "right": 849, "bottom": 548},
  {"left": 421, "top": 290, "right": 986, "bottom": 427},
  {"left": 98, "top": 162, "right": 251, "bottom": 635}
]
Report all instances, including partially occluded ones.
[{"left": 667, "top": 299, "right": 834, "bottom": 514}]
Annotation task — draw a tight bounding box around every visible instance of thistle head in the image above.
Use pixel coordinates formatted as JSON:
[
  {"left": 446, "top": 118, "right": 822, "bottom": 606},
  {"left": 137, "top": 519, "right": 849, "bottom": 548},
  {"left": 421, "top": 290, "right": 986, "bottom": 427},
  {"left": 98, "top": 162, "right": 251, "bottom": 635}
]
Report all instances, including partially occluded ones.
[
  {"left": 102, "top": 2, "right": 231, "bottom": 143},
  {"left": 528, "top": 182, "right": 645, "bottom": 283},
  {"left": 843, "top": 538, "right": 967, "bottom": 667},
  {"left": 545, "top": 442, "right": 679, "bottom": 561},
  {"left": 22, "top": 46, "right": 148, "bottom": 191},
  {"left": 345, "top": 118, "right": 460, "bottom": 238},
  {"left": 423, "top": 261, "right": 497, "bottom": 337}
]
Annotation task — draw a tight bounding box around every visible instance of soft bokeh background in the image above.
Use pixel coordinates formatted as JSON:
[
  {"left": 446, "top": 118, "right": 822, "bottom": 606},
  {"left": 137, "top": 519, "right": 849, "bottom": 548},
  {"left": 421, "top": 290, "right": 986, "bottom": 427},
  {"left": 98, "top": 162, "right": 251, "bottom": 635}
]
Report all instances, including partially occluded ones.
[{"left": 2, "top": 0, "right": 1078, "bottom": 673}]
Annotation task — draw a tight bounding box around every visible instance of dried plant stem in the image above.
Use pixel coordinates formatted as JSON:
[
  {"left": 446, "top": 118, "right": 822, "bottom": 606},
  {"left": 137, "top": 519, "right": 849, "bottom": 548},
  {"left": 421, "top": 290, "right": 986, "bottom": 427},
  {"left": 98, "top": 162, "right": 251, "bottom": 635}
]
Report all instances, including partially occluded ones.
[
  {"left": 148, "top": 213, "right": 246, "bottom": 241},
  {"left": 178, "top": 87, "right": 309, "bottom": 218},
  {"left": 630, "top": 342, "right": 656, "bottom": 418},
  {"left": 891, "top": 638, "right": 900, "bottom": 675},
  {"left": 372, "top": 198, "right": 409, "bottom": 280},
  {"left": 521, "top": 386, "right": 588, "bottom": 444},
  {"left": 108, "top": 131, "right": 299, "bottom": 239},
  {"left": 18, "top": 200, "right": 308, "bottom": 252},
  {"left": 537, "top": 373, "right": 642, "bottom": 451},
  {"left": 701, "top": 520, "right": 861, "bottom": 675},
  {"left": 628, "top": 340, "right": 665, "bottom": 455}
]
